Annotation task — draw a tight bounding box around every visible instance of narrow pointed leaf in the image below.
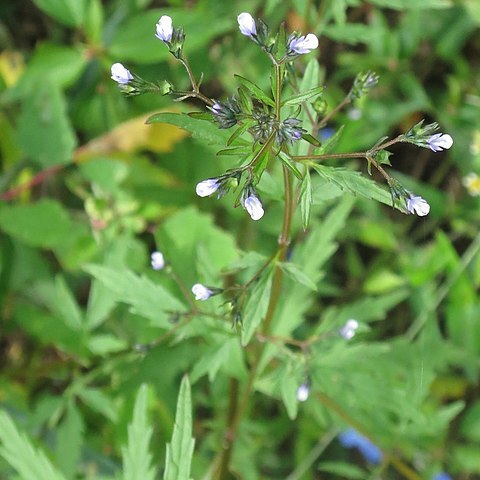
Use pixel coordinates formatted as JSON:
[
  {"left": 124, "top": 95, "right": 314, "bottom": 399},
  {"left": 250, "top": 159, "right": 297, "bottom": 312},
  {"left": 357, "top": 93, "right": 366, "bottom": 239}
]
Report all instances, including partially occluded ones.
[{"left": 234, "top": 75, "right": 276, "bottom": 108}]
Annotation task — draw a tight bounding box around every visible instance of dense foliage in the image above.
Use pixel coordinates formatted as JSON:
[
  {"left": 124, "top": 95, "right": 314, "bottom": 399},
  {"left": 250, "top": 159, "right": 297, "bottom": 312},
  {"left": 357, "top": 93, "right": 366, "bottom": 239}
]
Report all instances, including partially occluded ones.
[{"left": 1, "top": 1, "right": 480, "bottom": 479}]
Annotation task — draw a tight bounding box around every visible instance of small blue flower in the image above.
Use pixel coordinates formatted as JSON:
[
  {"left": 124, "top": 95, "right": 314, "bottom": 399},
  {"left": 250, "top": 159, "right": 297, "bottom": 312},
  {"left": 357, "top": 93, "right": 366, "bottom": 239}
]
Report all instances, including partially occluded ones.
[
  {"left": 338, "top": 429, "right": 383, "bottom": 465},
  {"left": 432, "top": 473, "right": 452, "bottom": 480}
]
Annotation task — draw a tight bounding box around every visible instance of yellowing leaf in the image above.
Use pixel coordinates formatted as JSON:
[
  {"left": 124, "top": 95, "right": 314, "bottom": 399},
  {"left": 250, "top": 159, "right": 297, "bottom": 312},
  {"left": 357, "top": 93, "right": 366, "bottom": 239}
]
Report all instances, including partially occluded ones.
[
  {"left": 75, "top": 112, "right": 187, "bottom": 161},
  {"left": 0, "top": 50, "right": 25, "bottom": 86}
]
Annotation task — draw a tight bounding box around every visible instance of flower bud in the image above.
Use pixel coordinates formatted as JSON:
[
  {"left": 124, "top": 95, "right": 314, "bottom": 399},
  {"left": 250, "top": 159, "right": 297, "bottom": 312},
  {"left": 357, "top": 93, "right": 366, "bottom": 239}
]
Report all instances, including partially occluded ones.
[
  {"left": 192, "top": 283, "right": 214, "bottom": 301},
  {"left": 243, "top": 193, "right": 264, "bottom": 221},
  {"left": 196, "top": 179, "right": 220, "bottom": 197},
  {"left": 237, "top": 12, "right": 257, "bottom": 37},
  {"left": 151, "top": 251, "right": 165, "bottom": 270},
  {"left": 296, "top": 383, "right": 310, "bottom": 402},
  {"left": 155, "top": 15, "right": 173, "bottom": 42},
  {"left": 463, "top": 172, "right": 480, "bottom": 197},
  {"left": 339, "top": 319, "right": 359, "bottom": 340},
  {"left": 111, "top": 63, "right": 133, "bottom": 84}
]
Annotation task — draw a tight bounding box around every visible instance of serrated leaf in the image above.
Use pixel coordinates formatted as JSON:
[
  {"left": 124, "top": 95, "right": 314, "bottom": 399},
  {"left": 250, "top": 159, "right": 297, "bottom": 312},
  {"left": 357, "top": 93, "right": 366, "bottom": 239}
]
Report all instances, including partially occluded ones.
[
  {"left": 279, "top": 262, "right": 317, "bottom": 291},
  {"left": 310, "top": 164, "right": 394, "bottom": 208},
  {"left": 163, "top": 376, "right": 195, "bottom": 480},
  {"left": 299, "top": 169, "right": 312, "bottom": 230},
  {"left": 146, "top": 113, "right": 231, "bottom": 147},
  {"left": 241, "top": 268, "right": 274, "bottom": 346},
  {"left": 234, "top": 75, "right": 276, "bottom": 108},
  {"left": 122, "top": 385, "right": 157, "bottom": 480},
  {"left": 282, "top": 85, "right": 324, "bottom": 107},
  {"left": 85, "top": 265, "right": 187, "bottom": 328},
  {"left": 375, "top": 150, "right": 393, "bottom": 166},
  {"left": 0, "top": 411, "right": 67, "bottom": 480},
  {"left": 278, "top": 151, "right": 303, "bottom": 180}
]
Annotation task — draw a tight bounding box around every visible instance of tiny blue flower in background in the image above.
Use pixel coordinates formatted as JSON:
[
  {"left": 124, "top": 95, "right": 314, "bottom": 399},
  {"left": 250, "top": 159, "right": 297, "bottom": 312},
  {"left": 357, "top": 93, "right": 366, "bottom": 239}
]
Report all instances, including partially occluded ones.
[
  {"left": 237, "top": 12, "right": 257, "bottom": 37},
  {"left": 426, "top": 133, "right": 453, "bottom": 152},
  {"left": 243, "top": 193, "right": 264, "bottom": 221},
  {"left": 338, "top": 429, "right": 383, "bottom": 465},
  {"left": 192, "top": 283, "right": 214, "bottom": 301},
  {"left": 196, "top": 179, "right": 221, "bottom": 197},
  {"left": 406, "top": 194, "right": 430, "bottom": 216},
  {"left": 110, "top": 63, "right": 133, "bottom": 84},
  {"left": 288, "top": 33, "right": 319, "bottom": 55},
  {"left": 432, "top": 473, "right": 452, "bottom": 480},
  {"left": 339, "top": 319, "right": 359, "bottom": 340},
  {"left": 319, "top": 127, "right": 335, "bottom": 141},
  {"left": 155, "top": 15, "right": 173, "bottom": 42},
  {"left": 151, "top": 251, "right": 165, "bottom": 270},
  {"left": 296, "top": 383, "right": 310, "bottom": 402}
]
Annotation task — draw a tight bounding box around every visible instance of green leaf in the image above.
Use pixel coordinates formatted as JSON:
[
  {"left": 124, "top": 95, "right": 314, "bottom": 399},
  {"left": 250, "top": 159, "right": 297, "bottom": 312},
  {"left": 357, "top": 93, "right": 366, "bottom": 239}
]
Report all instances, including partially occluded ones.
[
  {"left": 278, "top": 151, "right": 303, "bottom": 180},
  {"left": 310, "top": 164, "right": 395, "bottom": 208},
  {"left": 163, "top": 376, "right": 195, "bottom": 480},
  {"left": 85, "top": 265, "right": 187, "bottom": 328},
  {"left": 110, "top": 9, "right": 231, "bottom": 63},
  {"left": 299, "top": 169, "right": 312, "bottom": 230},
  {"left": 241, "top": 268, "right": 273, "bottom": 346},
  {"left": 318, "top": 461, "right": 366, "bottom": 479},
  {"left": 77, "top": 388, "right": 117, "bottom": 422},
  {"left": 279, "top": 262, "right": 317, "bottom": 291},
  {"left": 55, "top": 403, "right": 84, "bottom": 480},
  {"left": 32, "top": 0, "right": 87, "bottom": 27},
  {"left": 88, "top": 334, "right": 128, "bottom": 356},
  {"left": 280, "top": 365, "right": 298, "bottom": 420},
  {"left": 122, "top": 385, "right": 157, "bottom": 480},
  {"left": 234, "top": 75, "right": 276, "bottom": 108},
  {"left": 54, "top": 275, "right": 83, "bottom": 331},
  {"left": 146, "top": 113, "right": 230, "bottom": 147},
  {"left": 375, "top": 150, "right": 393, "bottom": 167},
  {"left": 17, "top": 81, "right": 77, "bottom": 166},
  {"left": 0, "top": 411, "right": 67, "bottom": 480},
  {"left": 0, "top": 200, "right": 74, "bottom": 249},
  {"left": 282, "top": 85, "right": 324, "bottom": 107}
]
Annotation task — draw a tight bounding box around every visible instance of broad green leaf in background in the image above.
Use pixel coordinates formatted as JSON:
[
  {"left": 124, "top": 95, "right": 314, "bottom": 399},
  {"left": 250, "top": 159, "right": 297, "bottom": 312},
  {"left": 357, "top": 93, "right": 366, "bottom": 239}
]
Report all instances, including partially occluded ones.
[
  {"left": 0, "top": 411, "right": 67, "bottom": 480},
  {"left": 32, "top": 0, "right": 87, "bottom": 27},
  {"left": 85, "top": 265, "right": 187, "bottom": 328},
  {"left": 0, "top": 200, "right": 74, "bottom": 249},
  {"left": 77, "top": 388, "right": 117, "bottom": 422},
  {"left": 163, "top": 376, "right": 195, "bottom": 480},
  {"left": 109, "top": 8, "right": 232, "bottom": 63},
  {"left": 122, "top": 385, "right": 157, "bottom": 480},
  {"left": 54, "top": 275, "right": 84, "bottom": 331},
  {"left": 16, "top": 81, "right": 77, "bottom": 167}
]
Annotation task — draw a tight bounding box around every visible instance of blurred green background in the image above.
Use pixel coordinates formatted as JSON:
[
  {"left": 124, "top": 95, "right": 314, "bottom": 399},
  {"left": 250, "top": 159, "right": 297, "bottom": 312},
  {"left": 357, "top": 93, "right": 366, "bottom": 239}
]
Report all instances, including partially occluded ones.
[{"left": 1, "top": 0, "right": 480, "bottom": 479}]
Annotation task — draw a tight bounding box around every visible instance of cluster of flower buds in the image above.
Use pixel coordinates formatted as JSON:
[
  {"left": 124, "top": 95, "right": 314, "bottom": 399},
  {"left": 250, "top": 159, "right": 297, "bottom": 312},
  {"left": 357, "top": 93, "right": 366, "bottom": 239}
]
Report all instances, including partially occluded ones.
[
  {"left": 404, "top": 120, "right": 453, "bottom": 152},
  {"left": 348, "top": 71, "right": 379, "bottom": 100},
  {"left": 275, "top": 118, "right": 305, "bottom": 144},
  {"left": 211, "top": 98, "right": 242, "bottom": 129},
  {"left": 110, "top": 63, "right": 173, "bottom": 96},
  {"left": 155, "top": 15, "right": 185, "bottom": 59}
]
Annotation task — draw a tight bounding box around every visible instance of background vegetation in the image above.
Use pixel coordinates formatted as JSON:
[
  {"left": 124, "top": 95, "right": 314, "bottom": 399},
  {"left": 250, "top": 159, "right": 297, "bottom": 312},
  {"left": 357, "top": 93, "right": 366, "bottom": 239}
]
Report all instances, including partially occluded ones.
[{"left": 1, "top": 0, "right": 480, "bottom": 479}]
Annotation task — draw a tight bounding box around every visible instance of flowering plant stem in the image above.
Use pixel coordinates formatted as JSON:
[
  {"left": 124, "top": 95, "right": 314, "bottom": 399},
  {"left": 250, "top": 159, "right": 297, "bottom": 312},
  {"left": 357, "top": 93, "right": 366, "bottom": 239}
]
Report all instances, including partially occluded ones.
[{"left": 215, "top": 62, "right": 294, "bottom": 479}]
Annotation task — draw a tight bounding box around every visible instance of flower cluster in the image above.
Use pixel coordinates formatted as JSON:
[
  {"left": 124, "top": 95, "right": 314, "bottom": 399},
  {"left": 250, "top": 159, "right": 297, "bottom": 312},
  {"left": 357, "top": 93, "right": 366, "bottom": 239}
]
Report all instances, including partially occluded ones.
[{"left": 275, "top": 118, "right": 305, "bottom": 144}]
